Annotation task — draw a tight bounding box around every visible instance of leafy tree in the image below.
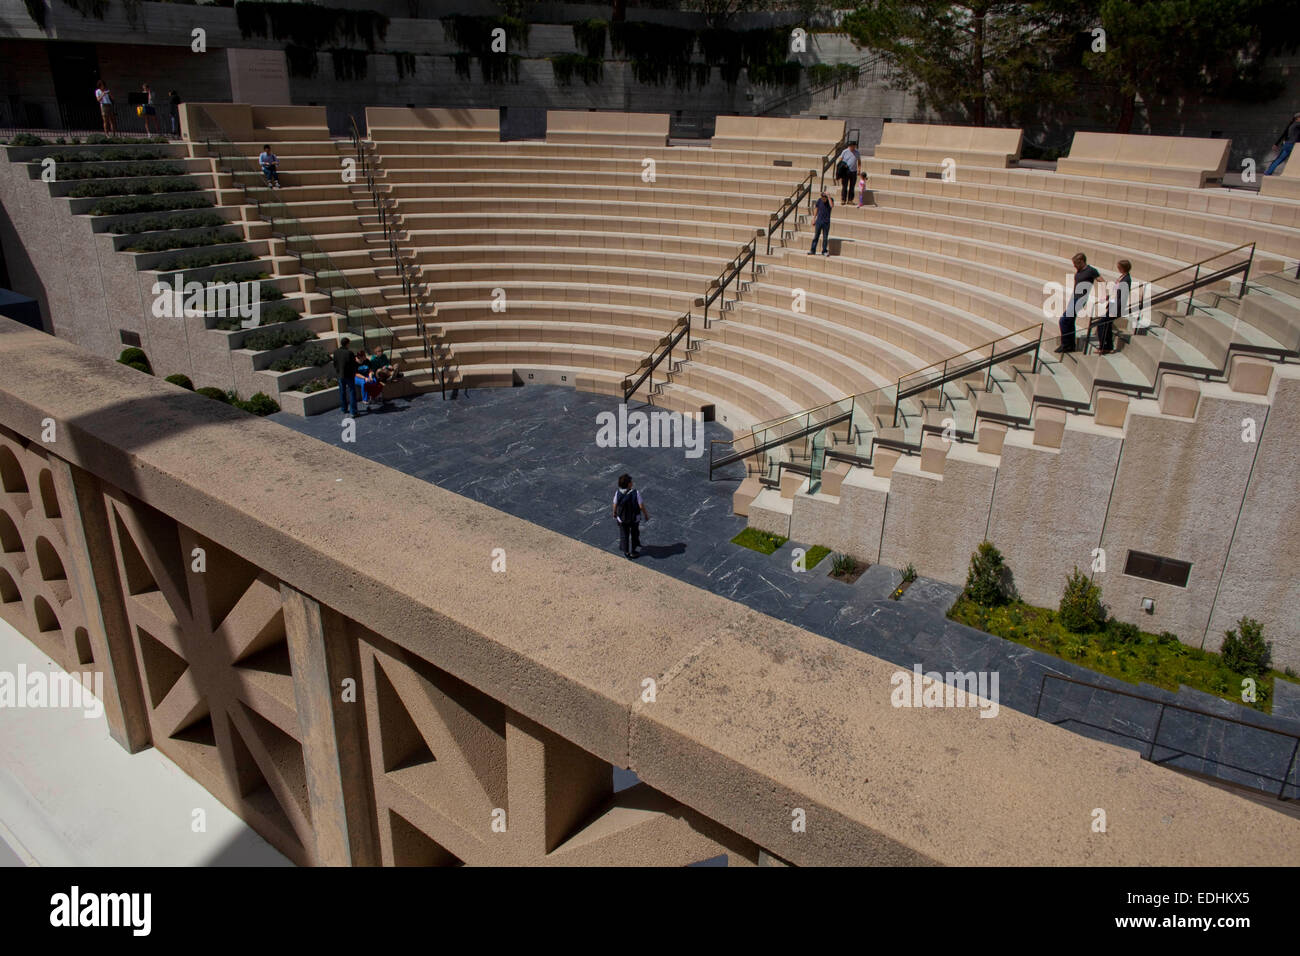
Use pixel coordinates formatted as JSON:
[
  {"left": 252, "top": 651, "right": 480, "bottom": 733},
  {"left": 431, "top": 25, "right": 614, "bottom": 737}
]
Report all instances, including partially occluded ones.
[
  {"left": 963, "top": 540, "right": 1014, "bottom": 606},
  {"left": 842, "top": 1, "right": 1087, "bottom": 127},
  {"left": 1083, "top": 0, "right": 1296, "bottom": 132},
  {"left": 1058, "top": 566, "right": 1105, "bottom": 633}
]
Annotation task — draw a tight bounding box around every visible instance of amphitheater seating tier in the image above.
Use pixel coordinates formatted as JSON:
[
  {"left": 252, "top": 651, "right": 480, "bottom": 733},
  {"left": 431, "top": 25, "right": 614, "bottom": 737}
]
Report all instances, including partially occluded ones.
[
  {"left": 1056, "top": 132, "right": 1231, "bottom": 188},
  {"left": 873, "top": 122, "right": 1023, "bottom": 168}
]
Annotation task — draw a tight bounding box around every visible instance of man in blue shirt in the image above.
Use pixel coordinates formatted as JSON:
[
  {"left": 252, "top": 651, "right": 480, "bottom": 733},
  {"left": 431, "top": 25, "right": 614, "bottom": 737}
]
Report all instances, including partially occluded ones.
[
  {"left": 258, "top": 145, "right": 281, "bottom": 188},
  {"left": 808, "top": 191, "right": 833, "bottom": 257},
  {"left": 1266, "top": 112, "right": 1300, "bottom": 176}
]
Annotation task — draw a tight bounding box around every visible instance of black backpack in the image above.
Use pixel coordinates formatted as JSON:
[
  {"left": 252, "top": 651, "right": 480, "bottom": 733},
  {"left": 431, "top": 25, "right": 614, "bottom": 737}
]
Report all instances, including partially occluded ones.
[{"left": 616, "top": 488, "right": 639, "bottom": 524}]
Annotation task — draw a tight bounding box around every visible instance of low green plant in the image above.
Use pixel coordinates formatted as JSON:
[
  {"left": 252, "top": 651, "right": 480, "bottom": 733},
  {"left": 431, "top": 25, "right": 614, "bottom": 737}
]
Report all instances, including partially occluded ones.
[
  {"left": 831, "top": 553, "right": 858, "bottom": 577},
  {"left": 901, "top": 563, "right": 918, "bottom": 583},
  {"left": 163, "top": 373, "right": 194, "bottom": 390},
  {"left": 1220, "top": 617, "right": 1271, "bottom": 678},
  {"left": 6, "top": 134, "right": 47, "bottom": 147},
  {"left": 1058, "top": 567, "right": 1105, "bottom": 634},
  {"left": 297, "top": 375, "right": 338, "bottom": 394},
  {"left": 1106, "top": 618, "right": 1141, "bottom": 645},
  {"left": 195, "top": 386, "right": 230, "bottom": 403},
  {"left": 116, "top": 347, "right": 152, "bottom": 374},
  {"left": 803, "top": 545, "right": 831, "bottom": 570},
  {"left": 260, "top": 284, "right": 285, "bottom": 300},
  {"left": 731, "top": 527, "right": 787, "bottom": 555},
  {"left": 214, "top": 303, "right": 300, "bottom": 331},
  {"left": 269, "top": 342, "right": 330, "bottom": 372}
]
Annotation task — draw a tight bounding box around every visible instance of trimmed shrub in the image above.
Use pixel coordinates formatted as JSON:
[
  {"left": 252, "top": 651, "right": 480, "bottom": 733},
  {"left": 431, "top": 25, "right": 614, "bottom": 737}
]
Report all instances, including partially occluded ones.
[
  {"left": 195, "top": 386, "right": 231, "bottom": 403},
  {"left": 163, "top": 373, "right": 194, "bottom": 390},
  {"left": 7, "top": 133, "right": 46, "bottom": 147},
  {"left": 240, "top": 392, "right": 280, "bottom": 416},
  {"left": 1220, "top": 617, "right": 1272, "bottom": 677},
  {"left": 963, "top": 540, "right": 1013, "bottom": 607},
  {"left": 260, "top": 284, "right": 285, "bottom": 300},
  {"left": 1058, "top": 567, "right": 1105, "bottom": 634},
  {"left": 116, "top": 347, "right": 152, "bottom": 374}
]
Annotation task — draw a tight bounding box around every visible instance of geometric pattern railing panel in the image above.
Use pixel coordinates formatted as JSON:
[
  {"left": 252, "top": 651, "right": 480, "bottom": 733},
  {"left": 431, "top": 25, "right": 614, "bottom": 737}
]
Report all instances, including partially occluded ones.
[
  {"left": 357, "top": 627, "right": 760, "bottom": 866},
  {"left": 103, "top": 487, "right": 314, "bottom": 866},
  {"left": 0, "top": 424, "right": 94, "bottom": 681}
]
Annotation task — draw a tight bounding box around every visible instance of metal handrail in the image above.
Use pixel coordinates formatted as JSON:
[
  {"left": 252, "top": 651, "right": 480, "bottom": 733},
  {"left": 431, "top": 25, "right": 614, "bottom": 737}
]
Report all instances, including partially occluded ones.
[
  {"left": 191, "top": 106, "right": 395, "bottom": 357},
  {"left": 1033, "top": 672, "right": 1299, "bottom": 800},
  {"left": 622, "top": 312, "right": 692, "bottom": 403},
  {"left": 703, "top": 234, "right": 760, "bottom": 327},
  {"left": 766, "top": 172, "right": 813, "bottom": 255},
  {"left": 893, "top": 325, "right": 1043, "bottom": 426},
  {"left": 1082, "top": 243, "right": 1256, "bottom": 354},
  {"left": 348, "top": 113, "right": 452, "bottom": 396}
]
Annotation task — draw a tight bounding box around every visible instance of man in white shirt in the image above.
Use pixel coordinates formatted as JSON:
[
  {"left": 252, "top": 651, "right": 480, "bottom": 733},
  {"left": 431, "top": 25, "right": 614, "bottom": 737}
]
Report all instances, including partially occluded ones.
[
  {"left": 837, "top": 143, "right": 859, "bottom": 203},
  {"left": 95, "top": 82, "right": 116, "bottom": 134}
]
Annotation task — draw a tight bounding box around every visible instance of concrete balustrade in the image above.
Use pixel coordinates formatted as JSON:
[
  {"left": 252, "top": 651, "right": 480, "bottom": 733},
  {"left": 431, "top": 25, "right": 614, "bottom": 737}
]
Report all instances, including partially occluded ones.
[
  {"left": 873, "top": 122, "right": 1024, "bottom": 168},
  {"left": 1056, "top": 131, "right": 1232, "bottom": 188}
]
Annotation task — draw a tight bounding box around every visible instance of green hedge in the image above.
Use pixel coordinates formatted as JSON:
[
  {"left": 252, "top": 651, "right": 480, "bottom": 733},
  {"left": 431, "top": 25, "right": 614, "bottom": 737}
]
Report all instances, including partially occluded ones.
[
  {"left": 41, "top": 148, "right": 173, "bottom": 163},
  {"left": 88, "top": 194, "right": 212, "bottom": 216},
  {"left": 297, "top": 375, "right": 338, "bottom": 394},
  {"left": 269, "top": 342, "right": 330, "bottom": 372},
  {"left": 214, "top": 303, "right": 300, "bottom": 331},
  {"left": 164, "top": 373, "right": 195, "bottom": 390},
  {"left": 242, "top": 327, "right": 314, "bottom": 352},
  {"left": 156, "top": 247, "right": 257, "bottom": 271},
  {"left": 69, "top": 177, "right": 201, "bottom": 198},
  {"left": 125, "top": 229, "right": 244, "bottom": 253},
  {"left": 48, "top": 161, "right": 185, "bottom": 180},
  {"left": 107, "top": 211, "right": 227, "bottom": 234}
]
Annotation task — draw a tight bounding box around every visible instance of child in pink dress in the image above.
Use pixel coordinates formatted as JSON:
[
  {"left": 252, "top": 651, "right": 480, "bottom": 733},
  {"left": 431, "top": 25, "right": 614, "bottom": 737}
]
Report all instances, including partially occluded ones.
[{"left": 855, "top": 170, "right": 868, "bottom": 206}]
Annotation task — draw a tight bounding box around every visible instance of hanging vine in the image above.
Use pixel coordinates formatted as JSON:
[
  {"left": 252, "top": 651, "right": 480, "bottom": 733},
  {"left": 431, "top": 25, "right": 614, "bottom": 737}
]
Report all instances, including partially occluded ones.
[
  {"left": 236, "top": 2, "right": 389, "bottom": 51},
  {"left": 551, "top": 54, "right": 603, "bottom": 86},
  {"left": 22, "top": 0, "right": 46, "bottom": 29},
  {"left": 330, "top": 48, "right": 369, "bottom": 81},
  {"left": 284, "top": 44, "right": 319, "bottom": 79},
  {"left": 571, "top": 18, "right": 607, "bottom": 59},
  {"left": 392, "top": 52, "right": 417, "bottom": 81},
  {"left": 59, "top": 0, "right": 108, "bottom": 19}
]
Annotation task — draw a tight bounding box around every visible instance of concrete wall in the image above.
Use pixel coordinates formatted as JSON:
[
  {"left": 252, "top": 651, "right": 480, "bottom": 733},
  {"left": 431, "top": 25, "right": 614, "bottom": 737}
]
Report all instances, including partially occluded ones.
[
  {"left": 789, "top": 378, "right": 1300, "bottom": 669},
  {"left": 0, "top": 148, "right": 242, "bottom": 391}
]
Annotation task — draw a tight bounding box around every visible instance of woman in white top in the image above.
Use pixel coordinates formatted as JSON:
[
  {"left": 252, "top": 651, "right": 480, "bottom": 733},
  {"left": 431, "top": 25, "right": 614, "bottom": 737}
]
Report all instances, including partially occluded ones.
[{"left": 95, "top": 82, "right": 116, "bottom": 134}]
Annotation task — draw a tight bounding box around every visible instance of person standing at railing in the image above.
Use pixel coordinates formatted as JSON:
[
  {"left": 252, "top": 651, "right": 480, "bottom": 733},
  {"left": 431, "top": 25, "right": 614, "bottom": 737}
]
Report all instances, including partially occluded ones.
[
  {"left": 1265, "top": 112, "right": 1300, "bottom": 176},
  {"left": 258, "top": 144, "right": 281, "bottom": 188},
  {"left": 808, "top": 191, "right": 833, "bottom": 257},
  {"left": 141, "top": 84, "right": 159, "bottom": 136},
  {"left": 168, "top": 90, "right": 181, "bottom": 137},
  {"left": 1096, "top": 259, "right": 1131, "bottom": 355},
  {"left": 334, "top": 338, "right": 359, "bottom": 418},
  {"left": 1055, "top": 253, "right": 1099, "bottom": 354}
]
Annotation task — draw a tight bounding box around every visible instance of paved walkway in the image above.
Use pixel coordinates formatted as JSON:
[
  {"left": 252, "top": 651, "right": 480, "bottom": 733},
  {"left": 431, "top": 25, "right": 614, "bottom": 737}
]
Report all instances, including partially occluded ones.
[{"left": 270, "top": 385, "right": 1299, "bottom": 801}]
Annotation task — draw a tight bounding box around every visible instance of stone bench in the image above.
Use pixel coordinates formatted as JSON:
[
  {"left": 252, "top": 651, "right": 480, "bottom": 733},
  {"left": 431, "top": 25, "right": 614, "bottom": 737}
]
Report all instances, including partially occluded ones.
[
  {"left": 546, "top": 110, "right": 669, "bottom": 148},
  {"left": 1056, "top": 132, "right": 1230, "bottom": 188},
  {"left": 1260, "top": 146, "right": 1300, "bottom": 200},
  {"left": 873, "top": 122, "right": 1023, "bottom": 169},
  {"left": 710, "top": 116, "right": 844, "bottom": 158}
]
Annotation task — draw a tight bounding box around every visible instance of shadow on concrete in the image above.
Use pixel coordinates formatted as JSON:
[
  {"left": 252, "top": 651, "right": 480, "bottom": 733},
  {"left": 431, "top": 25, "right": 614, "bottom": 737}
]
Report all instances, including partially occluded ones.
[
  {"left": 638, "top": 542, "right": 687, "bottom": 560},
  {"left": 200, "top": 826, "right": 295, "bottom": 867}
]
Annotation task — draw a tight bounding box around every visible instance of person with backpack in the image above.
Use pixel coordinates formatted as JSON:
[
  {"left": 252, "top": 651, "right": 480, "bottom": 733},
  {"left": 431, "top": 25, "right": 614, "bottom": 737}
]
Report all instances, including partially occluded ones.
[{"left": 612, "top": 473, "right": 649, "bottom": 559}]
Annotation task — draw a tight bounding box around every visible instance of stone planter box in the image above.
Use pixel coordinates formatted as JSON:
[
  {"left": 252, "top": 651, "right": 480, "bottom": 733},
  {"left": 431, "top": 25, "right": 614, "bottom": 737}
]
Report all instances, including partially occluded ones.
[
  {"left": 66, "top": 190, "right": 211, "bottom": 216},
  {"left": 92, "top": 205, "right": 239, "bottom": 234},
  {"left": 279, "top": 385, "right": 341, "bottom": 417},
  {"left": 46, "top": 171, "right": 215, "bottom": 198}
]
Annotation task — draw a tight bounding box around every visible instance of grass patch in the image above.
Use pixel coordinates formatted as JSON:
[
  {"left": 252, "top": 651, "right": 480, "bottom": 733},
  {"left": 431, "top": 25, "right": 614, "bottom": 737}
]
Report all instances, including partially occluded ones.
[
  {"left": 829, "top": 553, "right": 867, "bottom": 584},
  {"left": 804, "top": 545, "right": 831, "bottom": 569},
  {"left": 949, "top": 597, "right": 1285, "bottom": 713},
  {"left": 731, "top": 527, "right": 787, "bottom": 555}
]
